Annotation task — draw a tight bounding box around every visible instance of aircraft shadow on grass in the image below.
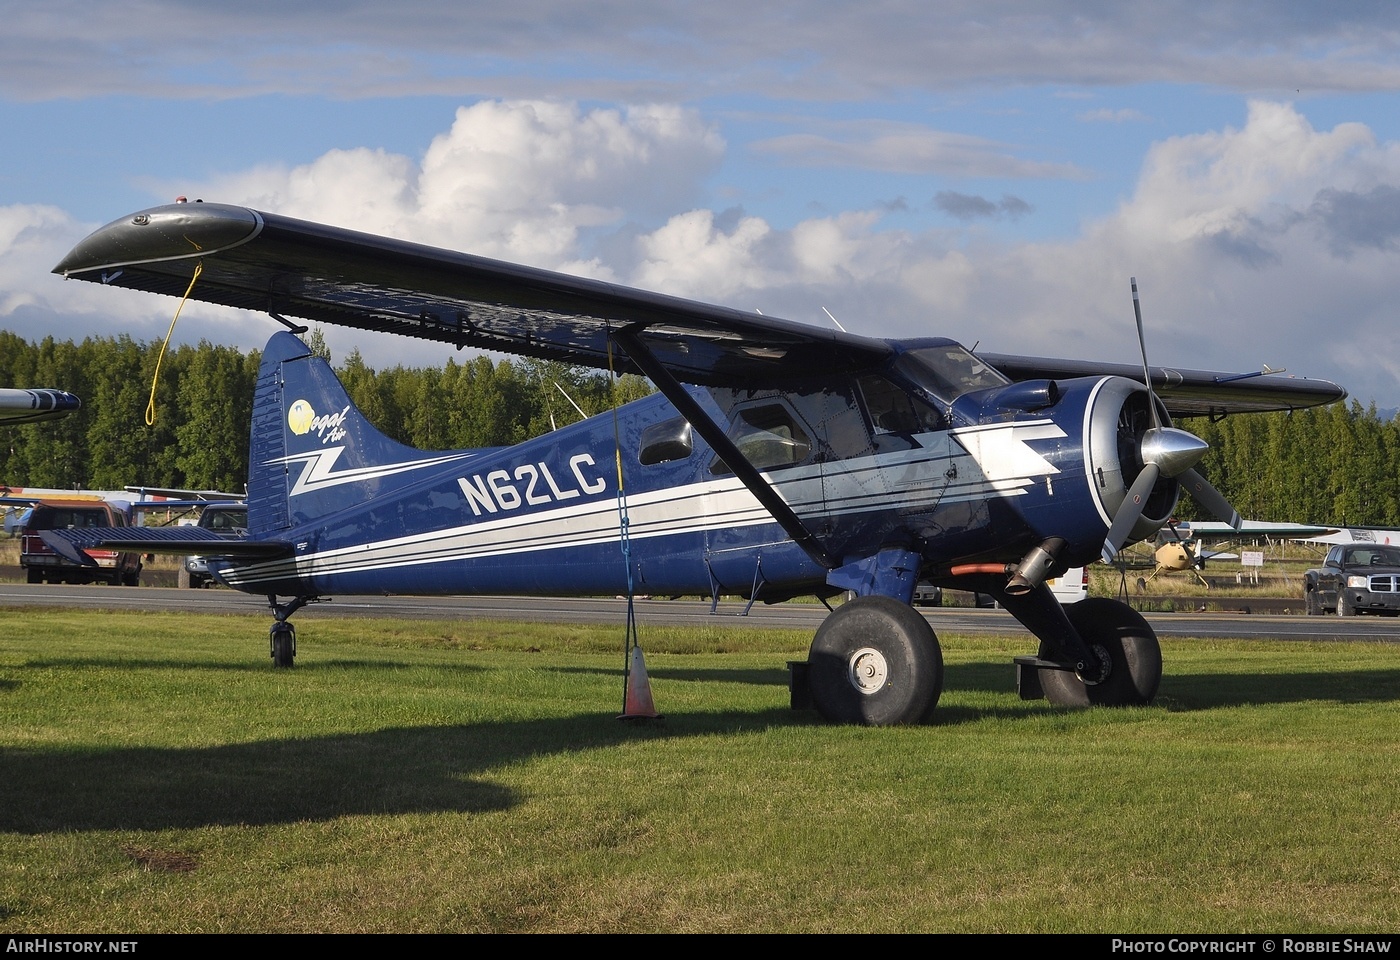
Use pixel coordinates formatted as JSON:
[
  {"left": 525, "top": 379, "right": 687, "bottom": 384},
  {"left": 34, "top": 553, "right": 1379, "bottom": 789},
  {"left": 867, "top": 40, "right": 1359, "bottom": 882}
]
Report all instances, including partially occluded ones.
[
  {"left": 4, "top": 655, "right": 1396, "bottom": 835},
  {"left": 11, "top": 656, "right": 495, "bottom": 675},
  {"left": 0, "top": 710, "right": 788, "bottom": 835},
  {"left": 544, "top": 659, "right": 1400, "bottom": 711}
]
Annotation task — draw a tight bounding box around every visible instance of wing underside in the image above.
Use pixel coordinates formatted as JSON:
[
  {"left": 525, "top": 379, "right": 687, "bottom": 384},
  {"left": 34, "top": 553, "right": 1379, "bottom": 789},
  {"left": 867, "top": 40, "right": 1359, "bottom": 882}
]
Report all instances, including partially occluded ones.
[
  {"left": 53, "top": 203, "right": 890, "bottom": 387},
  {"left": 978, "top": 354, "right": 1345, "bottom": 418}
]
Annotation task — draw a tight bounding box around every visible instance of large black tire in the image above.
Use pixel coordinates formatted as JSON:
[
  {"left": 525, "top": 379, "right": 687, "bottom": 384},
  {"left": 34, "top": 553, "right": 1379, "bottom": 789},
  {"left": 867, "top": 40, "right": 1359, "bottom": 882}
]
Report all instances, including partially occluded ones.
[
  {"left": 1305, "top": 587, "right": 1321, "bottom": 616},
  {"left": 807, "top": 595, "right": 943, "bottom": 725},
  {"left": 270, "top": 624, "right": 296, "bottom": 668},
  {"left": 1038, "top": 598, "right": 1162, "bottom": 707},
  {"left": 26, "top": 567, "right": 41, "bottom": 585},
  {"left": 1337, "top": 591, "right": 1354, "bottom": 617}
]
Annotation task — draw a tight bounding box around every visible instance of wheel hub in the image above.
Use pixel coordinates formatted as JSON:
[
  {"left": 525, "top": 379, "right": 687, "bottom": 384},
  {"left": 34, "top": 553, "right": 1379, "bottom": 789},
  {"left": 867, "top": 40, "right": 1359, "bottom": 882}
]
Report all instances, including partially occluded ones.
[
  {"left": 848, "top": 647, "right": 889, "bottom": 695},
  {"left": 1076, "top": 644, "right": 1113, "bottom": 686}
]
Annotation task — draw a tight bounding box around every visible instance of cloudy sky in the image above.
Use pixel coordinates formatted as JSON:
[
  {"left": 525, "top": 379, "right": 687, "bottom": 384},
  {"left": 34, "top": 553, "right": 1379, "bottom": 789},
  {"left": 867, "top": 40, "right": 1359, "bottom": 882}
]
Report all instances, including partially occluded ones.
[{"left": 3, "top": 2, "right": 1400, "bottom": 407}]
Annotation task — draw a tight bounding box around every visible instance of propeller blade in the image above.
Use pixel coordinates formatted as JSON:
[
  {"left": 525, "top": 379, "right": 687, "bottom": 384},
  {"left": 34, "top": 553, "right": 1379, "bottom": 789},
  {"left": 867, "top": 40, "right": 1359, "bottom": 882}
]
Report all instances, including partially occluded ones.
[
  {"left": 1180, "top": 467, "right": 1242, "bottom": 530},
  {"left": 1130, "top": 277, "right": 1162, "bottom": 432},
  {"left": 1101, "top": 462, "right": 1161, "bottom": 564}
]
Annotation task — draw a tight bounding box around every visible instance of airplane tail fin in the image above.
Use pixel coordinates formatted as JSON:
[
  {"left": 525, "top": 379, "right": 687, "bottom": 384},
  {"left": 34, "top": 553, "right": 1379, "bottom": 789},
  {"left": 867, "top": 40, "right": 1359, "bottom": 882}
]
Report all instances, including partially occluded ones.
[{"left": 247, "top": 332, "right": 472, "bottom": 538}]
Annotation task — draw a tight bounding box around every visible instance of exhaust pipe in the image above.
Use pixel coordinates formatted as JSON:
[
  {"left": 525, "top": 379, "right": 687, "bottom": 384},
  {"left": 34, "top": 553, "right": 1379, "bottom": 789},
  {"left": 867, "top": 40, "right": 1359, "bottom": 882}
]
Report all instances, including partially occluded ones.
[{"left": 1004, "top": 538, "right": 1066, "bottom": 596}]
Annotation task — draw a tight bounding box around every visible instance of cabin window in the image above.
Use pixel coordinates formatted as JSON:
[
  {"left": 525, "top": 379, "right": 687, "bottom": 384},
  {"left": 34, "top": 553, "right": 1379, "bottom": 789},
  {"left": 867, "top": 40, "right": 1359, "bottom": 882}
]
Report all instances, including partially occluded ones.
[
  {"left": 639, "top": 417, "right": 693, "bottom": 465},
  {"left": 710, "top": 402, "right": 812, "bottom": 474},
  {"left": 858, "top": 375, "right": 943, "bottom": 433}
]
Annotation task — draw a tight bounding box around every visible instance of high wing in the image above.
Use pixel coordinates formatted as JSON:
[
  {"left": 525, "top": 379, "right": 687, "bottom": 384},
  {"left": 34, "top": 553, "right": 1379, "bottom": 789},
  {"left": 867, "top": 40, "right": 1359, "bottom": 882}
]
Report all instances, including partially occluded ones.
[
  {"left": 978, "top": 356, "right": 1345, "bottom": 418},
  {"left": 53, "top": 202, "right": 1345, "bottom": 413},
  {"left": 53, "top": 202, "right": 888, "bottom": 388},
  {"left": 0, "top": 387, "right": 81, "bottom": 424}
]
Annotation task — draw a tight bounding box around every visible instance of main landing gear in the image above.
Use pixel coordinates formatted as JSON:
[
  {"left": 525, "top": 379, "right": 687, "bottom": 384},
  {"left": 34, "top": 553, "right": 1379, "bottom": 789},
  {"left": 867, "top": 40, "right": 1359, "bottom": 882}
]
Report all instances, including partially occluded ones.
[
  {"left": 792, "top": 589, "right": 1162, "bottom": 725},
  {"left": 803, "top": 595, "right": 944, "bottom": 725},
  {"left": 1030, "top": 598, "right": 1162, "bottom": 707}
]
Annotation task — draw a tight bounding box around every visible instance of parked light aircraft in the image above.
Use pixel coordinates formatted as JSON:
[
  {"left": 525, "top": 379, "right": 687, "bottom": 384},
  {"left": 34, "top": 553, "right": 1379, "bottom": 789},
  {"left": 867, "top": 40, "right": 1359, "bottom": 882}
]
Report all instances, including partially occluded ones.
[
  {"left": 1137, "top": 519, "right": 1335, "bottom": 587},
  {"left": 40, "top": 202, "right": 1346, "bottom": 724},
  {"left": 1145, "top": 523, "right": 1238, "bottom": 588}
]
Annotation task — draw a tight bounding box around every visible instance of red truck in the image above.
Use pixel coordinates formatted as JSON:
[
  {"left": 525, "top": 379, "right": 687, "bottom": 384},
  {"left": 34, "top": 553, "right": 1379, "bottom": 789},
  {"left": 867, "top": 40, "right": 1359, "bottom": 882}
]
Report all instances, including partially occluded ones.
[{"left": 20, "top": 499, "right": 142, "bottom": 586}]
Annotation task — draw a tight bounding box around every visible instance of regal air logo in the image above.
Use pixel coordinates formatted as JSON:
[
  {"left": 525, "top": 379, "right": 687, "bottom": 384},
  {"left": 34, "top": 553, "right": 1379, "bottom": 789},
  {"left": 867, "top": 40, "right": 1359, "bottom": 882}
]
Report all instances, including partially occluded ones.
[{"left": 287, "top": 400, "right": 350, "bottom": 444}]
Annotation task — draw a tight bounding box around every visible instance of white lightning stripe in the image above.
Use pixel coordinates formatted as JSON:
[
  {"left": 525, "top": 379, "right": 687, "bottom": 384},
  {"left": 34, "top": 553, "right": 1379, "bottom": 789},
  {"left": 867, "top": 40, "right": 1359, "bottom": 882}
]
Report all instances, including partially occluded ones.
[
  {"left": 267, "top": 447, "right": 475, "bottom": 496},
  {"left": 951, "top": 422, "right": 1063, "bottom": 492}
]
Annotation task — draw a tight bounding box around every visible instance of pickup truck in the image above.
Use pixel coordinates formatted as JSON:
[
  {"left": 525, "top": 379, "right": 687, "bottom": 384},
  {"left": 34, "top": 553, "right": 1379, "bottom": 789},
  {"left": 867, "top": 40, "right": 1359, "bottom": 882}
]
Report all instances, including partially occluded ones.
[
  {"left": 20, "top": 499, "right": 141, "bottom": 586},
  {"left": 1304, "top": 542, "right": 1400, "bottom": 616}
]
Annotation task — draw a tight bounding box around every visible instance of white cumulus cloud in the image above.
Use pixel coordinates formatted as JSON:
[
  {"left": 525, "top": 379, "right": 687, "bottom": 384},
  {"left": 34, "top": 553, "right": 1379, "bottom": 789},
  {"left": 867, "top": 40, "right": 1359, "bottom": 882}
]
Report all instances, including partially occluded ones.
[{"left": 9, "top": 98, "right": 1400, "bottom": 404}]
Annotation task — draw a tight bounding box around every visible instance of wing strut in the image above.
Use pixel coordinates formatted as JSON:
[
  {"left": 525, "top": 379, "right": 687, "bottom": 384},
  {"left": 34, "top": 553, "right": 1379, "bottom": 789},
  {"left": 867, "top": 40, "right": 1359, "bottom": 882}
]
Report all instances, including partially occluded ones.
[{"left": 610, "top": 327, "right": 838, "bottom": 570}]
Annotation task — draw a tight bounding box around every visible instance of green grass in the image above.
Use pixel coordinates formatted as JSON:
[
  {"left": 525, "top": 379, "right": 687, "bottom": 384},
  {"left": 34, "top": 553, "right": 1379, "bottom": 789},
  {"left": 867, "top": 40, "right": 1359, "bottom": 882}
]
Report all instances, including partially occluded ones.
[{"left": 1, "top": 609, "right": 1396, "bottom": 933}]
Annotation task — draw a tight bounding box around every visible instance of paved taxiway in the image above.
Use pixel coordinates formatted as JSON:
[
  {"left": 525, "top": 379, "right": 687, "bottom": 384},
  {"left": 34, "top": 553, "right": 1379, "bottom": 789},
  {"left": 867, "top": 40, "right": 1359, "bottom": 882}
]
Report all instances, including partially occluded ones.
[{"left": 1, "top": 584, "right": 1397, "bottom": 642}]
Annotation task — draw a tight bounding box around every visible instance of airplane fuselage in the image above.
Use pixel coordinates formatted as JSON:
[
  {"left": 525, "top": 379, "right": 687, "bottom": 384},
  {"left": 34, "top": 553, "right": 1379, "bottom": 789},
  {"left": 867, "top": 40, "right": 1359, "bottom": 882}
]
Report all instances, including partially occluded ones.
[{"left": 213, "top": 334, "right": 1150, "bottom": 603}]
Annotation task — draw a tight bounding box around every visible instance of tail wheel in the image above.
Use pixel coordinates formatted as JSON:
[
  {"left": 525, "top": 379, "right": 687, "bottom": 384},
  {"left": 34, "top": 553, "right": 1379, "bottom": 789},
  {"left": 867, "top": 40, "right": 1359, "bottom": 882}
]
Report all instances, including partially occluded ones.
[
  {"left": 1038, "top": 598, "right": 1161, "bottom": 707},
  {"left": 270, "top": 623, "right": 296, "bottom": 668},
  {"left": 807, "top": 595, "right": 943, "bottom": 726}
]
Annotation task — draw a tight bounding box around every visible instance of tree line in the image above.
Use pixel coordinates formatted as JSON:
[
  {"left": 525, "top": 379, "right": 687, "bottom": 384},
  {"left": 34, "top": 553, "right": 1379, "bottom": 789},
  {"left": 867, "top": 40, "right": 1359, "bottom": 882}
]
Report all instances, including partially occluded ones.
[
  {"left": 1179, "top": 401, "right": 1400, "bottom": 529},
  {"left": 0, "top": 330, "right": 650, "bottom": 495},
  {"left": 2, "top": 329, "right": 1395, "bottom": 528}
]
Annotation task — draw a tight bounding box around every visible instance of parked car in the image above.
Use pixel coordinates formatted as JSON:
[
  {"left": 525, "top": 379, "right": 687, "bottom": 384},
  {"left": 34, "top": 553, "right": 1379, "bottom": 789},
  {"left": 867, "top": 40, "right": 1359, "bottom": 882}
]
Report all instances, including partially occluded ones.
[
  {"left": 179, "top": 503, "right": 248, "bottom": 588},
  {"left": 1304, "top": 543, "right": 1400, "bottom": 616},
  {"left": 911, "top": 567, "right": 1088, "bottom": 608},
  {"left": 1047, "top": 566, "right": 1089, "bottom": 604},
  {"left": 911, "top": 583, "right": 942, "bottom": 607},
  {"left": 20, "top": 499, "right": 141, "bottom": 585}
]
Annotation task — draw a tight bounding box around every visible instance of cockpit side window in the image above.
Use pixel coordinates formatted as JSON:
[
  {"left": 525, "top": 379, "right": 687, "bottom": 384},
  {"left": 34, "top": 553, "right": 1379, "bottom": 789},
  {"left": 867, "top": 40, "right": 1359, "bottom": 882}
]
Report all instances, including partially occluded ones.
[
  {"left": 857, "top": 375, "right": 944, "bottom": 434},
  {"left": 709, "top": 402, "right": 812, "bottom": 475}
]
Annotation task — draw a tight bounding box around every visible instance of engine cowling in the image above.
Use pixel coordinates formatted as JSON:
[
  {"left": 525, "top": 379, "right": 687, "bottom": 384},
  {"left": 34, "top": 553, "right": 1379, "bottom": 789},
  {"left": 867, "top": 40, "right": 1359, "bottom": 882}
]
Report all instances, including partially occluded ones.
[{"left": 1084, "top": 376, "right": 1181, "bottom": 546}]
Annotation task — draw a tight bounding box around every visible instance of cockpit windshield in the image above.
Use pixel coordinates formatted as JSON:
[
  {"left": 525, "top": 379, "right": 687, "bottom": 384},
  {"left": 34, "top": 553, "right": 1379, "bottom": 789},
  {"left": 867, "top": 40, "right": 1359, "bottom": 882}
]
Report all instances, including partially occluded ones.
[{"left": 896, "top": 345, "right": 1009, "bottom": 401}]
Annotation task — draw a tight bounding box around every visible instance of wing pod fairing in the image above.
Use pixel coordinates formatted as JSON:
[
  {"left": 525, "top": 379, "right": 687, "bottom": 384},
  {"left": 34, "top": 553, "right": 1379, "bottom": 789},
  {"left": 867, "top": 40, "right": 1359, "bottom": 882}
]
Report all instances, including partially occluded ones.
[{"left": 0, "top": 388, "right": 82, "bottom": 424}]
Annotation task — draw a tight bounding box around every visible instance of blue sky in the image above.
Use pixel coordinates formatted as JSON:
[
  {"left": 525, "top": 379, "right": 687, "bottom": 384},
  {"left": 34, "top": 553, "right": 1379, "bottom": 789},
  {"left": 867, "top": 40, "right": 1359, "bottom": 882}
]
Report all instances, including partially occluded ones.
[{"left": 4, "top": 2, "right": 1400, "bottom": 406}]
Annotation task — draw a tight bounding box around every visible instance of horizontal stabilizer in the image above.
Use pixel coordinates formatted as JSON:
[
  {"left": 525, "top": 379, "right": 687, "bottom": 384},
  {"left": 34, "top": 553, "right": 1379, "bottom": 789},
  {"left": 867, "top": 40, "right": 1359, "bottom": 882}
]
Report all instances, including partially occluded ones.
[{"left": 39, "top": 527, "right": 293, "bottom": 567}]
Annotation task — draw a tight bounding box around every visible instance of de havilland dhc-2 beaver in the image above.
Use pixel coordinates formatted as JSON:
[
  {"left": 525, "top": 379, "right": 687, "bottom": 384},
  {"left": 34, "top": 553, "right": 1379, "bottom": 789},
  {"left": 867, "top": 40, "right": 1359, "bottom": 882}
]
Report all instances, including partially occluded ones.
[{"left": 41, "top": 201, "right": 1345, "bottom": 725}]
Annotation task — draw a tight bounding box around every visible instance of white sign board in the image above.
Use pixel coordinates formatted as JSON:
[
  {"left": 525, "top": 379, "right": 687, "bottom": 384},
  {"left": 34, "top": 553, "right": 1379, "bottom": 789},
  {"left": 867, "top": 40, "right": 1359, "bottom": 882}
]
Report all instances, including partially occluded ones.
[{"left": 1241, "top": 550, "right": 1265, "bottom": 567}]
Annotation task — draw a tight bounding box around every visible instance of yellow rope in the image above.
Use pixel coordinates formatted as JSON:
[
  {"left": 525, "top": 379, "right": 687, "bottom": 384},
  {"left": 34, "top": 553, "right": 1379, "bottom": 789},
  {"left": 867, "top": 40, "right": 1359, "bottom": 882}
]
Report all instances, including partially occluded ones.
[{"left": 145, "top": 262, "right": 203, "bottom": 426}]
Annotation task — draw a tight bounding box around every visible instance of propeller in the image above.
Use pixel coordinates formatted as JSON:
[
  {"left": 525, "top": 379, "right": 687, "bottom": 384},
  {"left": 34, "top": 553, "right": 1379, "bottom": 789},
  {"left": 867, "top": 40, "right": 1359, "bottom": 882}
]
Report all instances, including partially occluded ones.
[{"left": 1099, "top": 279, "right": 1242, "bottom": 563}]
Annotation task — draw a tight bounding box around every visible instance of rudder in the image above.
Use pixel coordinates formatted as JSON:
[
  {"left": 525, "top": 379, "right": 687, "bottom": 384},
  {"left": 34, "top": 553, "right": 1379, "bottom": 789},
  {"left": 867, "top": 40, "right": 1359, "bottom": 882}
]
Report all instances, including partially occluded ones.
[{"left": 247, "top": 331, "right": 474, "bottom": 538}]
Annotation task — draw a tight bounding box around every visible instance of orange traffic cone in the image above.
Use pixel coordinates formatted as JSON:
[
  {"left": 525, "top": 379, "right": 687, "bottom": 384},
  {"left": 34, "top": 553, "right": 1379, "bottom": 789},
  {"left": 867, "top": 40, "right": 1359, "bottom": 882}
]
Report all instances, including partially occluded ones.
[{"left": 619, "top": 644, "right": 661, "bottom": 720}]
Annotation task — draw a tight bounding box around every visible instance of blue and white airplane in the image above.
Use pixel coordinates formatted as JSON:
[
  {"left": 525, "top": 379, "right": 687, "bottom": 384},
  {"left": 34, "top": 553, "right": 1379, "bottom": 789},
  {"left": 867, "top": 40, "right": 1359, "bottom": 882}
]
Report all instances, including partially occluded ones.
[{"left": 41, "top": 201, "right": 1346, "bottom": 725}]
